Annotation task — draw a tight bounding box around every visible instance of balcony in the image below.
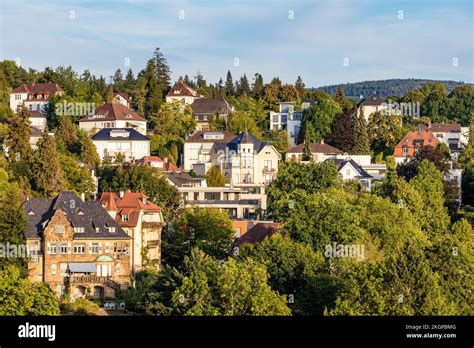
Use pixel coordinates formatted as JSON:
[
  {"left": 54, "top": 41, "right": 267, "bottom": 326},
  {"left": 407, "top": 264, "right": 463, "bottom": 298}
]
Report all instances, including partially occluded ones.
[
  {"left": 262, "top": 167, "right": 276, "bottom": 173},
  {"left": 68, "top": 276, "right": 121, "bottom": 290}
]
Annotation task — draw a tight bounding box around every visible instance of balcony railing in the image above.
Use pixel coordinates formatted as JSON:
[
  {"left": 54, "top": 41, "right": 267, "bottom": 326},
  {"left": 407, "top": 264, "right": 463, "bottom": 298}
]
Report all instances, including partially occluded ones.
[
  {"left": 68, "top": 276, "right": 121, "bottom": 290},
  {"left": 262, "top": 167, "right": 276, "bottom": 173}
]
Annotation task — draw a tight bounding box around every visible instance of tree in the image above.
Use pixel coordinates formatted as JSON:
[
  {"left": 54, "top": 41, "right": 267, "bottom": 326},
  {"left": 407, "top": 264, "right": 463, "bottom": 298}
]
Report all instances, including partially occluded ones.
[
  {"left": 297, "top": 98, "right": 342, "bottom": 144},
  {"left": 152, "top": 47, "right": 171, "bottom": 91},
  {"left": 409, "top": 160, "right": 450, "bottom": 237},
  {"left": 352, "top": 108, "right": 370, "bottom": 155},
  {"left": 264, "top": 130, "right": 289, "bottom": 153},
  {"left": 142, "top": 60, "right": 162, "bottom": 121},
  {"left": 172, "top": 249, "right": 291, "bottom": 316},
  {"left": 163, "top": 208, "right": 235, "bottom": 267},
  {"left": 205, "top": 165, "right": 226, "bottom": 187},
  {"left": 252, "top": 73, "right": 264, "bottom": 98},
  {"left": 4, "top": 105, "right": 31, "bottom": 177},
  {"left": 295, "top": 76, "right": 305, "bottom": 98},
  {"left": 0, "top": 265, "right": 60, "bottom": 315},
  {"left": 59, "top": 153, "right": 95, "bottom": 199},
  {"left": 368, "top": 111, "right": 403, "bottom": 154},
  {"left": 79, "top": 132, "right": 99, "bottom": 168},
  {"left": 32, "top": 132, "right": 66, "bottom": 196},
  {"left": 236, "top": 74, "right": 250, "bottom": 96},
  {"left": 0, "top": 168, "right": 27, "bottom": 271},
  {"left": 461, "top": 165, "right": 474, "bottom": 206},
  {"left": 326, "top": 109, "right": 355, "bottom": 153},
  {"left": 56, "top": 115, "right": 79, "bottom": 153},
  {"left": 225, "top": 70, "right": 234, "bottom": 96},
  {"left": 397, "top": 145, "right": 450, "bottom": 181}
]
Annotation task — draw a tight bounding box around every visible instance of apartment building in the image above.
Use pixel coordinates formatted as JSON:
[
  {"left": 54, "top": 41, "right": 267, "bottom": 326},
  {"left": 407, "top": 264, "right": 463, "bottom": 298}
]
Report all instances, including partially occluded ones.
[
  {"left": 91, "top": 128, "right": 150, "bottom": 163},
  {"left": 269, "top": 101, "right": 314, "bottom": 147}
]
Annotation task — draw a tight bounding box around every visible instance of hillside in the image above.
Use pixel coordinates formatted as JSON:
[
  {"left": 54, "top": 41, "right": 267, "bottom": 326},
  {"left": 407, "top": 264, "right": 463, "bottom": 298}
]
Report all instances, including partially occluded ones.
[{"left": 314, "top": 78, "right": 469, "bottom": 98}]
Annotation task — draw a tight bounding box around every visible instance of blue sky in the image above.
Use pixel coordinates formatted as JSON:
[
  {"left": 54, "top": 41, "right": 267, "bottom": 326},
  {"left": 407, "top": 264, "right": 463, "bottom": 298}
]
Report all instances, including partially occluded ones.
[{"left": 1, "top": 0, "right": 473, "bottom": 87}]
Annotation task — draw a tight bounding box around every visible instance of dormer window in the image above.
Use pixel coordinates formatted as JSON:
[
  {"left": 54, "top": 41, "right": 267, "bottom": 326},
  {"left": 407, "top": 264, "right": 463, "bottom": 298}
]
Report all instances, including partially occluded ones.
[
  {"left": 142, "top": 197, "right": 147, "bottom": 204},
  {"left": 74, "top": 227, "right": 85, "bottom": 233},
  {"left": 95, "top": 227, "right": 100, "bottom": 233},
  {"left": 122, "top": 214, "right": 129, "bottom": 222},
  {"left": 108, "top": 226, "right": 116, "bottom": 233}
]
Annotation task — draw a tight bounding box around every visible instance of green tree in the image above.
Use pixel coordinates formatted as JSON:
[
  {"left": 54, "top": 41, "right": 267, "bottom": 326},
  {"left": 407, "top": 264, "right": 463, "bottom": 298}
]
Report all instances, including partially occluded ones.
[
  {"left": 172, "top": 249, "right": 291, "bottom": 316},
  {"left": 205, "top": 165, "right": 226, "bottom": 187},
  {"left": 4, "top": 105, "right": 31, "bottom": 177},
  {"left": 326, "top": 109, "right": 355, "bottom": 153},
  {"left": 367, "top": 111, "right": 403, "bottom": 154},
  {"left": 352, "top": 108, "right": 370, "bottom": 155},
  {"left": 298, "top": 98, "right": 341, "bottom": 144},
  {"left": 225, "top": 70, "right": 234, "bottom": 96},
  {"left": 252, "top": 73, "right": 264, "bottom": 98},
  {"left": 56, "top": 115, "right": 79, "bottom": 153},
  {"left": 163, "top": 208, "right": 235, "bottom": 267},
  {"left": 79, "top": 131, "right": 99, "bottom": 168},
  {"left": 142, "top": 60, "right": 162, "bottom": 121}
]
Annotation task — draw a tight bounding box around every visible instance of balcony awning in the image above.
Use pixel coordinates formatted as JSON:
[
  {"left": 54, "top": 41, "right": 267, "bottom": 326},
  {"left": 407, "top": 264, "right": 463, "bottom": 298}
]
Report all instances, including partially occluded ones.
[{"left": 68, "top": 263, "right": 96, "bottom": 273}]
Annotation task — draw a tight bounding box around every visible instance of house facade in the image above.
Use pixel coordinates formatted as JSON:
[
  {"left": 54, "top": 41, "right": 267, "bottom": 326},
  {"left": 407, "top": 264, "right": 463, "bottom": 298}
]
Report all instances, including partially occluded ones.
[
  {"left": 92, "top": 128, "right": 150, "bottom": 163},
  {"left": 269, "top": 101, "right": 314, "bottom": 147},
  {"left": 190, "top": 99, "right": 234, "bottom": 131},
  {"left": 112, "top": 92, "right": 132, "bottom": 108},
  {"left": 165, "top": 77, "right": 202, "bottom": 105},
  {"left": 100, "top": 192, "right": 165, "bottom": 272},
  {"left": 79, "top": 103, "right": 147, "bottom": 135},
  {"left": 10, "top": 82, "right": 64, "bottom": 113},
  {"left": 393, "top": 130, "right": 439, "bottom": 164},
  {"left": 419, "top": 123, "right": 466, "bottom": 160},
  {"left": 24, "top": 192, "right": 131, "bottom": 300},
  {"left": 326, "top": 158, "right": 373, "bottom": 190}
]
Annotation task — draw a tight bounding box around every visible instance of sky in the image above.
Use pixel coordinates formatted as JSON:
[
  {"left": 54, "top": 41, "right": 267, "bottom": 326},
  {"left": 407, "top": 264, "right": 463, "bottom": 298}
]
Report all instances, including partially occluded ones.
[{"left": 0, "top": 0, "right": 473, "bottom": 87}]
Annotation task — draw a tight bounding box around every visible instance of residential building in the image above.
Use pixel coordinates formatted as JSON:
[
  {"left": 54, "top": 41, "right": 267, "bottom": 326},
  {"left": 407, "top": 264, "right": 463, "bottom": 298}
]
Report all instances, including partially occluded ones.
[
  {"left": 357, "top": 95, "right": 388, "bottom": 122},
  {"left": 29, "top": 111, "right": 47, "bottom": 131},
  {"left": 393, "top": 130, "right": 439, "bottom": 164},
  {"left": 286, "top": 141, "right": 343, "bottom": 162},
  {"left": 419, "top": 123, "right": 466, "bottom": 160},
  {"left": 29, "top": 126, "right": 43, "bottom": 149},
  {"left": 23, "top": 192, "right": 131, "bottom": 300},
  {"left": 232, "top": 222, "right": 280, "bottom": 250},
  {"left": 286, "top": 141, "right": 387, "bottom": 181},
  {"left": 112, "top": 92, "right": 132, "bottom": 108},
  {"left": 212, "top": 132, "right": 281, "bottom": 185},
  {"left": 10, "top": 82, "right": 64, "bottom": 113},
  {"left": 165, "top": 77, "right": 202, "bottom": 104},
  {"left": 165, "top": 171, "right": 207, "bottom": 188},
  {"left": 326, "top": 158, "right": 373, "bottom": 190},
  {"left": 269, "top": 101, "right": 314, "bottom": 147},
  {"left": 92, "top": 128, "right": 150, "bottom": 163},
  {"left": 79, "top": 102, "right": 147, "bottom": 135},
  {"left": 190, "top": 99, "right": 234, "bottom": 131},
  {"left": 183, "top": 131, "right": 236, "bottom": 171},
  {"left": 135, "top": 156, "right": 180, "bottom": 171},
  {"left": 100, "top": 192, "right": 165, "bottom": 272}
]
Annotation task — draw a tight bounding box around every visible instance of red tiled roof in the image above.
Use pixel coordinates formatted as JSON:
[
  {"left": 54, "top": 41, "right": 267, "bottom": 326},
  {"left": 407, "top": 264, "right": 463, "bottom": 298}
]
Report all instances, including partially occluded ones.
[
  {"left": 166, "top": 78, "right": 199, "bottom": 98},
  {"left": 234, "top": 222, "right": 280, "bottom": 247},
  {"left": 136, "top": 156, "right": 180, "bottom": 171},
  {"left": 12, "top": 82, "right": 64, "bottom": 94},
  {"left": 79, "top": 103, "right": 145, "bottom": 122},
  {"left": 393, "top": 130, "right": 439, "bottom": 158}
]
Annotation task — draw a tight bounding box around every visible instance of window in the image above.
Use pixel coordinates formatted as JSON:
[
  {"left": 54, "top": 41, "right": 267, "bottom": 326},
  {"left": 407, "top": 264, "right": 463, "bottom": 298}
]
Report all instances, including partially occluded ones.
[
  {"left": 345, "top": 168, "right": 351, "bottom": 176},
  {"left": 51, "top": 264, "right": 57, "bottom": 275},
  {"left": 74, "top": 227, "right": 85, "bottom": 233},
  {"left": 105, "top": 243, "right": 110, "bottom": 253},
  {"left": 59, "top": 243, "right": 68, "bottom": 254},
  {"left": 54, "top": 225, "right": 65, "bottom": 234},
  {"left": 108, "top": 226, "right": 116, "bottom": 233},
  {"left": 122, "top": 214, "right": 129, "bottom": 222},
  {"left": 60, "top": 263, "right": 68, "bottom": 276},
  {"left": 47, "top": 243, "right": 57, "bottom": 254},
  {"left": 90, "top": 243, "right": 99, "bottom": 254},
  {"left": 73, "top": 243, "right": 85, "bottom": 254},
  {"left": 402, "top": 147, "right": 408, "bottom": 157},
  {"left": 272, "top": 115, "right": 279, "bottom": 123}
]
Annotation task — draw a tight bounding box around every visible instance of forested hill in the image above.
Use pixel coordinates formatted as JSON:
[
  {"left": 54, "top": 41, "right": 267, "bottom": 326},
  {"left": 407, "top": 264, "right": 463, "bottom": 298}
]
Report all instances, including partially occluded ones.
[{"left": 314, "top": 79, "right": 469, "bottom": 98}]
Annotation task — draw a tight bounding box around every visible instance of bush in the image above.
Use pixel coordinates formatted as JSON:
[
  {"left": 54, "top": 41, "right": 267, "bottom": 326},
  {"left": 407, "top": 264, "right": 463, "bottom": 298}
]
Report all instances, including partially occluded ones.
[{"left": 62, "top": 298, "right": 99, "bottom": 315}]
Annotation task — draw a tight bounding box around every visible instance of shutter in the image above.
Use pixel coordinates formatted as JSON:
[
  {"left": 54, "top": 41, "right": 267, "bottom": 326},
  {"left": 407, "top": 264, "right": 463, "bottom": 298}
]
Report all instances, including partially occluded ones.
[
  {"left": 67, "top": 243, "right": 71, "bottom": 254},
  {"left": 98, "top": 243, "right": 102, "bottom": 253},
  {"left": 46, "top": 243, "right": 50, "bottom": 254},
  {"left": 89, "top": 243, "right": 92, "bottom": 254}
]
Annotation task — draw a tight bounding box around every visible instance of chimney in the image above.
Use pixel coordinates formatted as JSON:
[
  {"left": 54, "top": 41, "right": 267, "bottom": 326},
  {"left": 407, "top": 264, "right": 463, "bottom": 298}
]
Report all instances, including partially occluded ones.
[
  {"left": 163, "top": 157, "right": 168, "bottom": 163},
  {"left": 119, "top": 191, "right": 125, "bottom": 198},
  {"left": 320, "top": 139, "right": 324, "bottom": 144},
  {"left": 80, "top": 192, "right": 85, "bottom": 201}
]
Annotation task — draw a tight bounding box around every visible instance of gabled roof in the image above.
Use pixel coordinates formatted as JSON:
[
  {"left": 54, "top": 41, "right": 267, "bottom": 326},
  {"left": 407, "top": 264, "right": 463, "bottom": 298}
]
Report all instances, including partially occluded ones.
[
  {"left": 234, "top": 222, "right": 280, "bottom": 248},
  {"left": 113, "top": 92, "right": 131, "bottom": 100},
  {"left": 91, "top": 128, "right": 149, "bottom": 141},
  {"left": 99, "top": 192, "right": 162, "bottom": 228},
  {"left": 287, "top": 142, "right": 343, "bottom": 154},
  {"left": 327, "top": 158, "right": 372, "bottom": 178},
  {"left": 419, "top": 123, "right": 462, "bottom": 133},
  {"left": 185, "top": 131, "right": 235, "bottom": 143},
  {"left": 359, "top": 95, "right": 386, "bottom": 106},
  {"left": 166, "top": 78, "right": 199, "bottom": 98},
  {"left": 135, "top": 156, "right": 180, "bottom": 171},
  {"left": 23, "top": 192, "right": 129, "bottom": 240},
  {"left": 393, "top": 130, "right": 439, "bottom": 158},
  {"left": 190, "top": 99, "right": 233, "bottom": 116},
  {"left": 12, "top": 82, "right": 64, "bottom": 94},
  {"left": 214, "top": 132, "right": 270, "bottom": 154},
  {"left": 165, "top": 171, "right": 205, "bottom": 187},
  {"left": 79, "top": 103, "right": 145, "bottom": 122}
]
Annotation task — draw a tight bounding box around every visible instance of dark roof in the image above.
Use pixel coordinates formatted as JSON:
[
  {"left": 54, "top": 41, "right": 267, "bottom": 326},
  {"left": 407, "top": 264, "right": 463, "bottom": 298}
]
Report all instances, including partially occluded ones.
[
  {"left": 214, "top": 132, "right": 269, "bottom": 153},
  {"left": 29, "top": 126, "right": 43, "bottom": 137},
  {"left": 190, "top": 99, "right": 233, "bottom": 116},
  {"left": 29, "top": 111, "right": 46, "bottom": 118},
  {"left": 92, "top": 128, "right": 149, "bottom": 141},
  {"left": 419, "top": 123, "right": 461, "bottom": 133},
  {"left": 327, "top": 158, "right": 372, "bottom": 178},
  {"left": 12, "top": 82, "right": 64, "bottom": 94},
  {"left": 79, "top": 103, "right": 145, "bottom": 122},
  {"left": 185, "top": 131, "right": 235, "bottom": 143},
  {"left": 165, "top": 171, "right": 205, "bottom": 187},
  {"left": 23, "top": 192, "right": 130, "bottom": 240},
  {"left": 234, "top": 222, "right": 280, "bottom": 248},
  {"left": 359, "top": 95, "right": 386, "bottom": 106},
  {"left": 288, "top": 142, "right": 343, "bottom": 154}
]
